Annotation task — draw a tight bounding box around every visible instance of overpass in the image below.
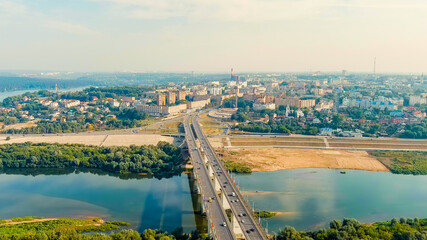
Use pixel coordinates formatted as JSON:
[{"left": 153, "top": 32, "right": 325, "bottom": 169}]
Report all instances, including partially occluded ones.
[{"left": 184, "top": 114, "right": 268, "bottom": 240}]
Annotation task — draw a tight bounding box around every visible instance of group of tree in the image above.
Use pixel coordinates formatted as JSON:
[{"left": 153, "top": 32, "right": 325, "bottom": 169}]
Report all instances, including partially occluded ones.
[
  {"left": 3, "top": 120, "right": 88, "bottom": 134},
  {"left": 0, "top": 216, "right": 207, "bottom": 240},
  {"left": 59, "top": 86, "right": 154, "bottom": 101},
  {"left": 0, "top": 229, "right": 208, "bottom": 240},
  {"left": 0, "top": 142, "right": 182, "bottom": 176},
  {"left": 398, "top": 122, "right": 427, "bottom": 139},
  {"left": 276, "top": 217, "right": 427, "bottom": 240}
]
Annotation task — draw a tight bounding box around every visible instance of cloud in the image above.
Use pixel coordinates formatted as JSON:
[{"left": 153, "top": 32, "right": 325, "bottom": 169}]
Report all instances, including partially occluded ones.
[
  {"left": 89, "top": 0, "right": 427, "bottom": 22},
  {"left": 90, "top": 0, "right": 338, "bottom": 22},
  {"left": 335, "top": 0, "right": 427, "bottom": 9},
  {"left": 45, "top": 20, "right": 98, "bottom": 35},
  {"left": 0, "top": 0, "right": 27, "bottom": 16}
]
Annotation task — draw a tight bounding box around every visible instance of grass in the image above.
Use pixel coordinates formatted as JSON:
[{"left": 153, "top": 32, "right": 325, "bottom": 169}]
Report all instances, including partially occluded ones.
[
  {"left": 0, "top": 217, "right": 130, "bottom": 236},
  {"left": 254, "top": 211, "right": 277, "bottom": 218},
  {"left": 371, "top": 151, "right": 427, "bottom": 175},
  {"left": 0, "top": 217, "right": 43, "bottom": 224},
  {"left": 223, "top": 159, "right": 252, "bottom": 173},
  {"left": 202, "top": 127, "right": 222, "bottom": 135}
]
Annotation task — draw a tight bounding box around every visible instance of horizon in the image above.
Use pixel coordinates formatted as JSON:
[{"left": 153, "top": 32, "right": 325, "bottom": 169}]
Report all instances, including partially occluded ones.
[
  {"left": 1, "top": 0, "right": 427, "bottom": 73},
  {"left": 0, "top": 69, "right": 425, "bottom": 76}
]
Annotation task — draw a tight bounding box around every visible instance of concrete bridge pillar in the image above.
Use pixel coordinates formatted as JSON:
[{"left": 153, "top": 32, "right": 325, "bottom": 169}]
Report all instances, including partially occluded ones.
[
  {"left": 232, "top": 214, "right": 244, "bottom": 239},
  {"left": 207, "top": 163, "right": 214, "bottom": 178},
  {"left": 213, "top": 175, "right": 221, "bottom": 193},
  {"left": 221, "top": 188, "right": 231, "bottom": 210}
]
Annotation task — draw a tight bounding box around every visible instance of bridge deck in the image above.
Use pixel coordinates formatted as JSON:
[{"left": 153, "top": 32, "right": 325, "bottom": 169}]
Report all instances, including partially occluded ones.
[
  {"left": 192, "top": 116, "right": 268, "bottom": 240},
  {"left": 184, "top": 116, "right": 236, "bottom": 240}
]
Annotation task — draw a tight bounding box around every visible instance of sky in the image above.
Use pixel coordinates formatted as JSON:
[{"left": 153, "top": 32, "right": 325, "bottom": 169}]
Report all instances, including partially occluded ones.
[{"left": 0, "top": 0, "right": 427, "bottom": 73}]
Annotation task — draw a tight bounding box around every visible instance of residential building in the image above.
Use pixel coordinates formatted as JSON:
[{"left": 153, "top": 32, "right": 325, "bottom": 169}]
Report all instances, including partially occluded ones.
[
  {"left": 156, "top": 93, "right": 166, "bottom": 106},
  {"left": 167, "top": 91, "right": 176, "bottom": 105},
  {"left": 409, "top": 95, "right": 426, "bottom": 106}
]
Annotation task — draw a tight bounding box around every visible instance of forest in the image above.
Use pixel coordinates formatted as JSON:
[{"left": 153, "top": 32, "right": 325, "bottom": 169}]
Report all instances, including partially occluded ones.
[
  {"left": 0, "top": 142, "right": 182, "bottom": 176},
  {"left": 276, "top": 217, "right": 427, "bottom": 240}
]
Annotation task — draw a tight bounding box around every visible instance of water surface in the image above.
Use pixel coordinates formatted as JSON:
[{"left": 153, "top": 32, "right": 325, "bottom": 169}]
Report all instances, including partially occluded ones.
[
  {"left": 0, "top": 87, "right": 90, "bottom": 101},
  {"left": 0, "top": 170, "right": 199, "bottom": 233},
  {"left": 234, "top": 169, "right": 427, "bottom": 233}
]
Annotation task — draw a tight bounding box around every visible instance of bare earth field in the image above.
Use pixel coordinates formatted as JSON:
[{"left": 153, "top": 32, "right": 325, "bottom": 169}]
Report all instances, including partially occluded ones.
[
  {"left": 210, "top": 135, "right": 427, "bottom": 151},
  {"left": 0, "top": 121, "right": 38, "bottom": 130},
  {"left": 219, "top": 148, "right": 389, "bottom": 172},
  {"left": 0, "top": 134, "right": 175, "bottom": 147}
]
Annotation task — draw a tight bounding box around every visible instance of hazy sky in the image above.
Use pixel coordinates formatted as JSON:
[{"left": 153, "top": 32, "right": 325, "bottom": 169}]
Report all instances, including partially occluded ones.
[{"left": 1, "top": 0, "right": 426, "bottom": 73}]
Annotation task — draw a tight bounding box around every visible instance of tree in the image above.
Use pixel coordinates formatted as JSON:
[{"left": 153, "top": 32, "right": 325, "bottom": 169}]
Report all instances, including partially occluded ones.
[
  {"left": 332, "top": 114, "right": 344, "bottom": 127},
  {"left": 329, "top": 219, "right": 342, "bottom": 230}
]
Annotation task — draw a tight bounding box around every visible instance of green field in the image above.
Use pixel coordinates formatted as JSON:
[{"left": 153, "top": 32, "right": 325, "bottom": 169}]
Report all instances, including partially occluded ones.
[
  {"left": 0, "top": 217, "right": 131, "bottom": 238},
  {"left": 223, "top": 159, "right": 252, "bottom": 173},
  {"left": 371, "top": 151, "right": 427, "bottom": 175}
]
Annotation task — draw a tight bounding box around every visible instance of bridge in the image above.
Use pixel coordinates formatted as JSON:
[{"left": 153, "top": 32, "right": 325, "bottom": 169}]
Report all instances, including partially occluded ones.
[{"left": 184, "top": 114, "right": 268, "bottom": 240}]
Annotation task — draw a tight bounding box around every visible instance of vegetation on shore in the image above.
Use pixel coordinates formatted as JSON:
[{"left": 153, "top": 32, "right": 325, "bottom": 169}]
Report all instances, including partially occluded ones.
[
  {"left": 0, "top": 142, "right": 182, "bottom": 176},
  {"left": 276, "top": 217, "right": 427, "bottom": 240},
  {"left": 371, "top": 151, "right": 427, "bottom": 175},
  {"left": 254, "top": 211, "right": 277, "bottom": 219},
  {"left": 223, "top": 159, "right": 252, "bottom": 173},
  {"left": 0, "top": 217, "right": 130, "bottom": 238},
  {"left": 0, "top": 216, "right": 207, "bottom": 240}
]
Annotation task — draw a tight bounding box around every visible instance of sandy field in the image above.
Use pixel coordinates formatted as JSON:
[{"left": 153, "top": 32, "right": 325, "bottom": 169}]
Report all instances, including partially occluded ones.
[
  {"left": 0, "top": 121, "right": 38, "bottom": 130},
  {"left": 0, "top": 134, "right": 175, "bottom": 147},
  {"left": 219, "top": 148, "right": 389, "bottom": 172}
]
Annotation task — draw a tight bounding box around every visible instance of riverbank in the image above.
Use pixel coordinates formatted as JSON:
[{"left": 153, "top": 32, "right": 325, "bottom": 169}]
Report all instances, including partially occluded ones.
[
  {"left": 0, "top": 216, "right": 130, "bottom": 237},
  {"left": 219, "top": 148, "right": 389, "bottom": 172}
]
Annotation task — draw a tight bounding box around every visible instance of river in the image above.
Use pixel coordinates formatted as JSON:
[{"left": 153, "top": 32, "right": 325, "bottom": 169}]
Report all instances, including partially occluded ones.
[
  {"left": 1, "top": 168, "right": 426, "bottom": 235},
  {"left": 0, "top": 87, "right": 91, "bottom": 101},
  {"left": 0, "top": 170, "right": 203, "bottom": 233},
  {"left": 233, "top": 168, "right": 427, "bottom": 234}
]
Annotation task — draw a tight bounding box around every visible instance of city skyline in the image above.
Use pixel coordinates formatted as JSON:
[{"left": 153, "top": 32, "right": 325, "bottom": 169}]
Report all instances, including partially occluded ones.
[{"left": 1, "top": 0, "right": 427, "bottom": 73}]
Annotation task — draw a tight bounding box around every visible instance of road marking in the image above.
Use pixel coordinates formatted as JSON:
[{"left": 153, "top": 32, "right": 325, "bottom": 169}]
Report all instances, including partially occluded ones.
[
  {"left": 226, "top": 137, "right": 232, "bottom": 147},
  {"left": 323, "top": 138, "right": 330, "bottom": 148},
  {"left": 99, "top": 135, "right": 109, "bottom": 146}
]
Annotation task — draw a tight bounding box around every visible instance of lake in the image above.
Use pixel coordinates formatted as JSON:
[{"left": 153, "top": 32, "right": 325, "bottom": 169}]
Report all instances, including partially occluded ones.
[
  {"left": 0, "top": 170, "right": 202, "bottom": 233},
  {"left": 233, "top": 168, "right": 427, "bottom": 234}
]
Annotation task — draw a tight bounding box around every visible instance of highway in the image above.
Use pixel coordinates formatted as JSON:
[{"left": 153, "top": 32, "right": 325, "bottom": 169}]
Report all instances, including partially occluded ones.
[
  {"left": 192, "top": 115, "right": 268, "bottom": 240},
  {"left": 184, "top": 115, "right": 237, "bottom": 240}
]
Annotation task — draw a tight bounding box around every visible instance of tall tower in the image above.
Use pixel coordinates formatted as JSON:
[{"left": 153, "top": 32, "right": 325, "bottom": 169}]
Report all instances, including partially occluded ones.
[
  {"left": 55, "top": 84, "right": 59, "bottom": 94},
  {"left": 231, "top": 68, "right": 234, "bottom": 80}
]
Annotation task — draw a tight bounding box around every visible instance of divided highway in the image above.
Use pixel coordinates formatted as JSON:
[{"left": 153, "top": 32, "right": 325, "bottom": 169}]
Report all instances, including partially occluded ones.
[
  {"left": 184, "top": 116, "right": 237, "bottom": 240},
  {"left": 190, "top": 114, "right": 268, "bottom": 240}
]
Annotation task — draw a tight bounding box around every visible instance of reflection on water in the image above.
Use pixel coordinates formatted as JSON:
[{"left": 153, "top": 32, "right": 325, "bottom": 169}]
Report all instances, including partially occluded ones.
[
  {"left": 0, "top": 169, "right": 204, "bottom": 233},
  {"left": 234, "top": 168, "right": 427, "bottom": 233}
]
